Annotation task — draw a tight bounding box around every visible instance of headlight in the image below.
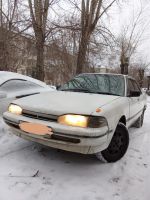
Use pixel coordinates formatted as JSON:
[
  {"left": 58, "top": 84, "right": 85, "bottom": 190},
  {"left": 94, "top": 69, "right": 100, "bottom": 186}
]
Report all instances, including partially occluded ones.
[
  {"left": 8, "top": 104, "right": 22, "bottom": 115},
  {"left": 88, "top": 116, "right": 107, "bottom": 128},
  {"left": 58, "top": 115, "right": 88, "bottom": 128},
  {"left": 58, "top": 115, "right": 107, "bottom": 128}
]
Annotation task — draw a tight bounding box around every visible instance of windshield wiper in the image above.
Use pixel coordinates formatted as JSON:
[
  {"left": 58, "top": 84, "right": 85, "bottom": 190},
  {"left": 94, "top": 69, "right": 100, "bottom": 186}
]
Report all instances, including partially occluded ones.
[
  {"left": 94, "top": 92, "right": 121, "bottom": 96},
  {"left": 60, "top": 89, "right": 121, "bottom": 96},
  {"left": 60, "top": 88, "right": 91, "bottom": 93}
]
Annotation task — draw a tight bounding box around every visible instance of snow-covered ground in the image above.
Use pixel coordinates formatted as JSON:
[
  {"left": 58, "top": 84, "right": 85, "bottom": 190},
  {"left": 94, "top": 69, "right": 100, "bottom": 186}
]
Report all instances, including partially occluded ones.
[{"left": 0, "top": 99, "right": 150, "bottom": 200}]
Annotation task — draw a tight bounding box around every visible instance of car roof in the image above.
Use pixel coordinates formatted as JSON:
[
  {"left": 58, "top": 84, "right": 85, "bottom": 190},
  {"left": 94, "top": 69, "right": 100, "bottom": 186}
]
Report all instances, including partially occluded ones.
[
  {"left": 77, "top": 73, "right": 129, "bottom": 78},
  {"left": 0, "top": 71, "right": 48, "bottom": 87},
  {"left": 79, "top": 73, "right": 127, "bottom": 77},
  {"left": 78, "top": 73, "right": 139, "bottom": 82}
]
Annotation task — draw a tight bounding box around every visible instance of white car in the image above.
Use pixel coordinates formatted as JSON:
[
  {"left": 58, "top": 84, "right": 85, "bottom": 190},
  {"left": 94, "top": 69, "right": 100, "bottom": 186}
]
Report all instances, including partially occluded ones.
[
  {"left": 0, "top": 71, "right": 54, "bottom": 115},
  {"left": 3, "top": 73, "right": 147, "bottom": 162}
]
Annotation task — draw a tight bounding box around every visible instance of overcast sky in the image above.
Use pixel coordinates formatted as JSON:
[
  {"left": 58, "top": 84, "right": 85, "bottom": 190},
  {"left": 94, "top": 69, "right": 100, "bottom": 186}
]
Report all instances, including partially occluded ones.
[
  {"left": 55, "top": 0, "right": 150, "bottom": 63},
  {"left": 20, "top": 0, "right": 150, "bottom": 66},
  {"left": 105, "top": 0, "right": 150, "bottom": 62}
]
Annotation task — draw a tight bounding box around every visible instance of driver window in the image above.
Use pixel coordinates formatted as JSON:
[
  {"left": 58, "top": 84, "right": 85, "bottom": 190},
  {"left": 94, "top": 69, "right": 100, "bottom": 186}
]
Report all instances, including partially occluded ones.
[{"left": 132, "top": 80, "right": 141, "bottom": 93}]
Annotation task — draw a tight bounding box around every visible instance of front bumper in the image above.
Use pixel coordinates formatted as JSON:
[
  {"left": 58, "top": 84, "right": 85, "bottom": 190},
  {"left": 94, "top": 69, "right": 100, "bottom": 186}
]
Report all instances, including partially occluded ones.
[{"left": 3, "top": 112, "right": 112, "bottom": 154}]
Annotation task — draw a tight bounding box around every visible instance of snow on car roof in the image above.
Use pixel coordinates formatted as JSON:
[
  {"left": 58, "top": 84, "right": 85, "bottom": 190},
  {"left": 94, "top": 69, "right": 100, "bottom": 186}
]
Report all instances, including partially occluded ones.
[{"left": 0, "top": 71, "right": 48, "bottom": 87}]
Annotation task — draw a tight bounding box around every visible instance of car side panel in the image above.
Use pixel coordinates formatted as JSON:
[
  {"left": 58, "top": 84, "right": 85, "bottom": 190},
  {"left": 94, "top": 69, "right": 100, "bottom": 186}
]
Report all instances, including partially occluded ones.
[
  {"left": 92, "top": 97, "right": 130, "bottom": 147},
  {"left": 127, "top": 93, "right": 145, "bottom": 127}
]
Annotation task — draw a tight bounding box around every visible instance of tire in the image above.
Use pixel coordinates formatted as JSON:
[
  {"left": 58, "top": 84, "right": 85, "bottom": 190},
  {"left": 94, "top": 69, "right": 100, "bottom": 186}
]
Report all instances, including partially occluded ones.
[
  {"left": 96, "top": 122, "right": 129, "bottom": 162},
  {"left": 133, "top": 110, "right": 145, "bottom": 128}
]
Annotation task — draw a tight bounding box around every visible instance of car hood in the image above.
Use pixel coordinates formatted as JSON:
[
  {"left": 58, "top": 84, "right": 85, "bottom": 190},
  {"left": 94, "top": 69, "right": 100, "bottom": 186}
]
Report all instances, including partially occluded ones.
[{"left": 13, "top": 91, "right": 121, "bottom": 116}]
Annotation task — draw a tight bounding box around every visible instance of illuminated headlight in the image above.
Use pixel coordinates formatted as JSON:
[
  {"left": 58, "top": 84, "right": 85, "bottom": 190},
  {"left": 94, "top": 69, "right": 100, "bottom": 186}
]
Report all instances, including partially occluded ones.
[
  {"left": 8, "top": 104, "right": 22, "bottom": 115},
  {"left": 58, "top": 115, "right": 88, "bottom": 128},
  {"left": 58, "top": 115, "right": 108, "bottom": 128}
]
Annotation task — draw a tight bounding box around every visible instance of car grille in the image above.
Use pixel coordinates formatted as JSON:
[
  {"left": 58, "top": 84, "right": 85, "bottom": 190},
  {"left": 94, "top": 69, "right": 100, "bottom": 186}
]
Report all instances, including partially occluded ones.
[
  {"left": 22, "top": 110, "right": 57, "bottom": 122},
  {"left": 3, "top": 117, "right": 80, "bottom": 144}
]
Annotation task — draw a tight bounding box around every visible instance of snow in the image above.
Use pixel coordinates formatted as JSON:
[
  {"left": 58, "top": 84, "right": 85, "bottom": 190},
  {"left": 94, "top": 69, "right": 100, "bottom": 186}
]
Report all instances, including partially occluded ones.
[{"left": 0, "top": 98, "right": 150, "bottom": 200}]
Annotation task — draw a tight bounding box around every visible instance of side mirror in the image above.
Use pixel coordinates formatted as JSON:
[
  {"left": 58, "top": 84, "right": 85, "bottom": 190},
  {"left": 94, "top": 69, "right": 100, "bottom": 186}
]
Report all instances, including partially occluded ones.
[
  {"left": 0, "top": 92, "right": 7, "bottom": 99},
  {"left": 129, "top": 91, "right": 141, "bottom": 97}
]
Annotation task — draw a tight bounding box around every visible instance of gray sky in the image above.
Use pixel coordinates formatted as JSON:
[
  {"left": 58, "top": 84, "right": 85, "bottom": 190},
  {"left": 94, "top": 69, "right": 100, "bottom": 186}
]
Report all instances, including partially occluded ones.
[
  {"left": 56, "top": 0, "right": 150, "bottom": 63},
  {"left": 19, "top": 0, "right": 150, "bottom": 66},
  {"left": 107, "top": 0, "right": 150, "bottom": 62}
]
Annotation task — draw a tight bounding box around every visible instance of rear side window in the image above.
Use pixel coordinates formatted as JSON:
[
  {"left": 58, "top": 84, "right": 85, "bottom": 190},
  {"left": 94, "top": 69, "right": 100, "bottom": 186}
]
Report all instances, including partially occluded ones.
[{"left": 0, "top": 79, "right": 42, "bottom": 93}]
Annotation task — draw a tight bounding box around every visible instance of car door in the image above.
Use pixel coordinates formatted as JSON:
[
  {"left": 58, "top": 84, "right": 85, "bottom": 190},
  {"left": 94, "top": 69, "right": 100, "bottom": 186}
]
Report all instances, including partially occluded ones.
[
  {"left": 132, "top": 79, "right": 144, "bottom": 112},
  {"left": 127, "top": 78, "right": 142, "bottom": 126},
  {"left": 0, "top": 79, "right": 43, "bottom": 115}
]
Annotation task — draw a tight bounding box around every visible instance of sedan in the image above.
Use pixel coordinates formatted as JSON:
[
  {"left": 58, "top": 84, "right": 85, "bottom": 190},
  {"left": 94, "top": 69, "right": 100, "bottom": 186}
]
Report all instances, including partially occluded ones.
[
  {"left": 3, "top": 73, "right": 146, "bottom": 162},
  {"left": 0, "top": 71, "right": 54, "bottom": 115}
]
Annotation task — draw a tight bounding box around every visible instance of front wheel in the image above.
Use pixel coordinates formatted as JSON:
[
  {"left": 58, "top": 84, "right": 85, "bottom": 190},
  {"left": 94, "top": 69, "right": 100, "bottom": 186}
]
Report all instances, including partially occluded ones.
[{"left": 96, "top": 122, "right": 129, "bottom": 162}]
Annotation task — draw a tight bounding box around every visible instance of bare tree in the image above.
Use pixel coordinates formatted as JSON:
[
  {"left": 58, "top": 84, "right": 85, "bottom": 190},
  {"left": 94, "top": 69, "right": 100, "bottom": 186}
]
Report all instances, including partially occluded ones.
[
  {"left": 131, "top": 59, "right": 150, "bottom": 87},
  {"left": 0, "top": 1, "right": 14, "bottom": 70},
  {"left": 118, "top": 9, "right": 147, "bottom": 75},
  {"left": 75, "top": 0, "right": 117, "bottom": 74},
  {"left": 50, "top": 5, "right": 116, "bottom": 80},
  {"left": 48, "top": 13, "right": 82, "bottom": 81},
  {"left": 0, "top": 0, "right": 19, "bottom": 71},
  {"left": 0, "top": 0, "right": 31, "bottom": 71},
  {"left": 28, "top": 0, "right": 57, "bottom": 81}
]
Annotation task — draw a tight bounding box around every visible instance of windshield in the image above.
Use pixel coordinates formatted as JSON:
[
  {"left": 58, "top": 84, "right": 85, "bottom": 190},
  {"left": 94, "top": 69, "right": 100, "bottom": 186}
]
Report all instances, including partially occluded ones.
[{"left": 59, "top": 74, "right": 125, "bottom": 96}]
